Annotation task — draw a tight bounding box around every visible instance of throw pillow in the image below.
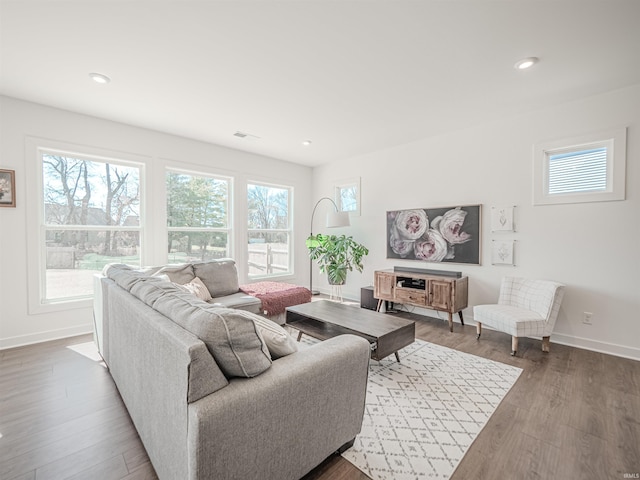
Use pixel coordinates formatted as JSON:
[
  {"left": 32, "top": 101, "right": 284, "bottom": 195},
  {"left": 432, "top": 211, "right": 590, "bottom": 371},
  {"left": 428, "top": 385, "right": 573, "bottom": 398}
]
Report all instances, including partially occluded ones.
[
  {"left": 180, "top": 276, "right": 213, "bottom": 302},
  {"left": 151, "top": 294, "right": 272, "bottom": 378},
  {"left": 251, "top": 315, "right": 298, "bottom": 359}
]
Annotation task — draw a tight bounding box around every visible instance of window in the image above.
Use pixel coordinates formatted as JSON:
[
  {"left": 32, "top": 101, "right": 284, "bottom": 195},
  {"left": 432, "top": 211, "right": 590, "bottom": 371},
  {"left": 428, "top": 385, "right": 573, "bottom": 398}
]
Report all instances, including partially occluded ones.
[
  {"left": 40, "top": 151, "right": 142, "bottom": 303},
  {"left": 533, "top": 128, "right": 626, "bottom": 205},
  {"left": 166, "top": 170, "right": 231, "bottom": 263},
  {"left": 247, "top": 182, "right": 293, "bottom": 277},
  {"left": 334, "top": 177, "right": 361, "bottom": 215}
]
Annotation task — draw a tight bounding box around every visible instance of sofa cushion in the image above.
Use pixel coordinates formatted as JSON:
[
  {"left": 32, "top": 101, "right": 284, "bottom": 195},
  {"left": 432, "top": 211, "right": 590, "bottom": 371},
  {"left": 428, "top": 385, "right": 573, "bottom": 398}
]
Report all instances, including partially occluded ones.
[
  {"left": 130, "top": 277, "right": 186, "bottom": 307},
  {"left": 193, "top": 259, "right": 239, "bottom": 297},
  {"left": 103, "top": 263, "right": 150, "bottom": 291},
  {"left": 151, "top": 293, "right": 272, "bottom": 378},
  {"left": 153, "top": 263, "right": 195, "bottom": 285},
  {"left": 251, "top": 315, "right": 298, "bottom": 359},
  {"left": 207, "top": 292, "right": 262, "bottom": 314}
]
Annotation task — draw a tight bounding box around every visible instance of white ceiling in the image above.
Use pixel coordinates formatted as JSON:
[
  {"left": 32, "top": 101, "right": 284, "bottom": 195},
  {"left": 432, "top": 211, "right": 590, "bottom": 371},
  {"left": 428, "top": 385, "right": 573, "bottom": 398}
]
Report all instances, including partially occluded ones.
[{"left": 2, "top": 1, "right": 640, "bottom": 167}]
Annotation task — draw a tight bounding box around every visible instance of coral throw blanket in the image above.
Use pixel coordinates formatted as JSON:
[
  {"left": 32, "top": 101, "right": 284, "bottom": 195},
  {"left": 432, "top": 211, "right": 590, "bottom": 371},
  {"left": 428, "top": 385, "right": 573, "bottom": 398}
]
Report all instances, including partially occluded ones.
[{"left": 239, "top": 282, "right": 312, "bottom": 316}]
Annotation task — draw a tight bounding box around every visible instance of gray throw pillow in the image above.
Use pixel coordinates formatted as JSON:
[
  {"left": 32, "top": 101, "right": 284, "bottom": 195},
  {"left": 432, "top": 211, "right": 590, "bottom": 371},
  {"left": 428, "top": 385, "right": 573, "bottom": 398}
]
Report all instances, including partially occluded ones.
[
  {"left": 193, "top": 259, "right": 240, "bottom": 297},
  {"left": 152, "top": 294, "right": 272, "bottom": 378},
  {"left": 252, "top": 314, "right": 299, "bottom": 359}
]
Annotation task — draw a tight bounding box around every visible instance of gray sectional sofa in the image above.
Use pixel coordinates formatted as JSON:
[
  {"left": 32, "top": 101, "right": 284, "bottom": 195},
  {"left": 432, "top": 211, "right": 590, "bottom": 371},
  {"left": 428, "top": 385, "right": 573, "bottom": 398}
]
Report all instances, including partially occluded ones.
[{"left": 94, "top": 262, "right": 370, "bottom": 480}]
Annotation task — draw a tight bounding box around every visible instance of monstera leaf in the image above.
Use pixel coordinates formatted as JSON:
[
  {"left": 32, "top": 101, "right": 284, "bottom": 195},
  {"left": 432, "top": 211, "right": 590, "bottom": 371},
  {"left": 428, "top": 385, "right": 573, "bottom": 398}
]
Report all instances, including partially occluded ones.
[{"left": 306, "top": 234, "right": 369, "bottom": 286}]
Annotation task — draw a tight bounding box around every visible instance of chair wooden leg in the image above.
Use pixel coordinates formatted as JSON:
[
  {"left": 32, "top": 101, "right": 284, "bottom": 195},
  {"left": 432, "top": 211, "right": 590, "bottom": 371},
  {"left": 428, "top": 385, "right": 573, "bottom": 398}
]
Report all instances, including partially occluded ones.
[
  {"left": 511, "top": 336, "right": 518, "bottom": 356},
  {"left": 542, "top": 336, "right": 550, "bottom": 353},
  {"left": 476, "top": 322, "right": 482, "bottom": 340}
]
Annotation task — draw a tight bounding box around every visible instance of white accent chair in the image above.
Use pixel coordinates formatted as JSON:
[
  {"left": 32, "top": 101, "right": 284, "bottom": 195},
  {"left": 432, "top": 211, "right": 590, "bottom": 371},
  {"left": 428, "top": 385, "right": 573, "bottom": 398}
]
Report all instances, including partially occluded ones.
[{"left": 473, "top": 277, "right": 565, "bottom": 356}]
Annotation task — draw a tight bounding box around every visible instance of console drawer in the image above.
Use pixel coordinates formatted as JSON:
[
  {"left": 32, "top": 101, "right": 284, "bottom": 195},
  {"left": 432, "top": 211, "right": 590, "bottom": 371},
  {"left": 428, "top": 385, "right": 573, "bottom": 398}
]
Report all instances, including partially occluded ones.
[{"left": 394, "top": 287, "right": 426, "bottom": 305}]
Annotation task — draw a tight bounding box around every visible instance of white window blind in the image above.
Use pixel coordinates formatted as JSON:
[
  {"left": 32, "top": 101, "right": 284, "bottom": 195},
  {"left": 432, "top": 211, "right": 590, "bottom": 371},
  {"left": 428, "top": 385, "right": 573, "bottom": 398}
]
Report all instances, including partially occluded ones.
[
  {"left": 533, "top": 128, "right": 626, "bottom": 205},
  {"left": 548, "top": 147, "right": 607, "bottom": 195}
]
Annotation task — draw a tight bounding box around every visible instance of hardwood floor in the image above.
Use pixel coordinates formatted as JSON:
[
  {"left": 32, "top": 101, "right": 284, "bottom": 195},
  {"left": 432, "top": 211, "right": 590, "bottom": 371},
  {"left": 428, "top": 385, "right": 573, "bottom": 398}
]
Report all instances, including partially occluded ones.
[{"left": 1, "top": 313, "right": 639, "bottom": 480}]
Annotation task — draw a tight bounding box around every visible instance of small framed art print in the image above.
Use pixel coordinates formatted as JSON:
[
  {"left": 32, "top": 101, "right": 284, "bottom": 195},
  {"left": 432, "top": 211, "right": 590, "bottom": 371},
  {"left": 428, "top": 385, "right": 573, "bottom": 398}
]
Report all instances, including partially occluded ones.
[
  {"left": 492, "top": 239, "right": 515, "bottom": 266},
  {"left": 0, "top": 169, "right": 16, "bottom": 208},
  {"left": 491, "top": 206, "right": 515, "bottom": 232}
]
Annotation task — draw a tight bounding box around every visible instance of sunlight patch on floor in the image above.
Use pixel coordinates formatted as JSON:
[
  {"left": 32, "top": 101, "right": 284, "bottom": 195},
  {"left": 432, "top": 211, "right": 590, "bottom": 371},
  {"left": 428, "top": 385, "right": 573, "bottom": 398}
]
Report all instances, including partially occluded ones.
[{"left": 66, "top": 341, "right": 106, "bottom": 367}]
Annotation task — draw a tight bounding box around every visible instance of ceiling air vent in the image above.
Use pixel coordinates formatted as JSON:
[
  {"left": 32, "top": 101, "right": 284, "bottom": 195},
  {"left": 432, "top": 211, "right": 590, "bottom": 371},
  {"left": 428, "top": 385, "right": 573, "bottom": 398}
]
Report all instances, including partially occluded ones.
[{"left": 234, "top": 131, "right": 260, "bottom": 140}]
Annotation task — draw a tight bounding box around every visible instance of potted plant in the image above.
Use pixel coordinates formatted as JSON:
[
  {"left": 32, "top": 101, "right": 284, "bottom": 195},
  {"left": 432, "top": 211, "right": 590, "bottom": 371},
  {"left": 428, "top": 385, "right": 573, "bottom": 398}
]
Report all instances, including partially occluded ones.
[{"left": 306, "top": 234, "right": 369, "bottom": 285}]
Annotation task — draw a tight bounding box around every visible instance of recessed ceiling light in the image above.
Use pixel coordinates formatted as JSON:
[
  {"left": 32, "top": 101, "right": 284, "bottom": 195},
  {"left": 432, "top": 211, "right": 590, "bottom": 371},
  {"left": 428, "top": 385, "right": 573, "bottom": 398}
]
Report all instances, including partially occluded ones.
[
  {"left": 302, "top": 140, "right": 312, "bottom": 146},
  {"left": 514, "top": 57, "right": 539, "bottom": 70},
  {"left": 89, "top": 72, "right": 111, "bottom": 84}
]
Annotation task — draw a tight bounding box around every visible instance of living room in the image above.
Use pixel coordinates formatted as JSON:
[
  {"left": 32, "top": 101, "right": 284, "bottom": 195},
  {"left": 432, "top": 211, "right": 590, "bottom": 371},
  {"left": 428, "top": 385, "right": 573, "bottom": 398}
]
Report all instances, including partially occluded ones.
[{"left": 1, "top": 2, "right": 639, "bottom": 479}]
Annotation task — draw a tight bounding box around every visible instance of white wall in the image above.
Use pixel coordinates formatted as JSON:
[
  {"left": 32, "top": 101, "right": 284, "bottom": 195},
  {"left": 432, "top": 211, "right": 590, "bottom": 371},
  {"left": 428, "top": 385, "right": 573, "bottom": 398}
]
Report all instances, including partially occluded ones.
[
  {"left": 0, "top": 96, "right": 312, "bottom": 349},
  {"left": 313, "top": 84, "right": 640, "bottom": 360}
]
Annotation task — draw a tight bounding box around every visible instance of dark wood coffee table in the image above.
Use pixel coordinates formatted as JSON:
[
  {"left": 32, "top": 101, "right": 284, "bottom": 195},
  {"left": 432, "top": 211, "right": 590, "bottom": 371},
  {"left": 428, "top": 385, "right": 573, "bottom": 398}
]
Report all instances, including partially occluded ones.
[{"left": 286, "top": 300, "right": 415, "bottom": 362}]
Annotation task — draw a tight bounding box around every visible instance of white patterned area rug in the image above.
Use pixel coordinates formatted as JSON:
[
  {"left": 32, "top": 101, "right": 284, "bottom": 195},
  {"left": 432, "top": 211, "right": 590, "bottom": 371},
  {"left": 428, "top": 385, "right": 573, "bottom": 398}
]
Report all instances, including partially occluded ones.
[{"left": 338, "top": 339, "right": 522, "bottom": 480}]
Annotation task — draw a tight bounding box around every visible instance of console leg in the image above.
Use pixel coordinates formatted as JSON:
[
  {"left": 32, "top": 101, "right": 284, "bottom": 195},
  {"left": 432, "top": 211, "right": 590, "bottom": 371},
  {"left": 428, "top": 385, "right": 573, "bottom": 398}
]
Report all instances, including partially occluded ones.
[
  {"left": 458, "top": 311, "right": 464, "bottom": 325},
  {"left": 448, "top": 312, "right": 453, "bottom": 332},
  {"left": 476, "top": 322, "right": 482, "bottom": 340}
]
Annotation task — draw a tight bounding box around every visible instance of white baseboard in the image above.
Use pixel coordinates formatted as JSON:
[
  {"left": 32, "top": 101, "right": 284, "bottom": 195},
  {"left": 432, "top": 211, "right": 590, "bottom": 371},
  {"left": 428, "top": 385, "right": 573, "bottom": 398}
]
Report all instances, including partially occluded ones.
[
  {"left": 0, "top": 324, "right": 93, "bottom": 350},
  {"left": 550, "top": 332, "right": 640, "bottom": 362}
]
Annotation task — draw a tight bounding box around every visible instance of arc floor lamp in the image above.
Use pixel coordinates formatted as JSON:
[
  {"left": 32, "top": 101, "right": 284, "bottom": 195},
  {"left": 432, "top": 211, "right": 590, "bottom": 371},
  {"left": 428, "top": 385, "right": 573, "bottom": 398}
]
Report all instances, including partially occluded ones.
[{"left": 309, "top": 197, "right": 350, "bottom": 295}]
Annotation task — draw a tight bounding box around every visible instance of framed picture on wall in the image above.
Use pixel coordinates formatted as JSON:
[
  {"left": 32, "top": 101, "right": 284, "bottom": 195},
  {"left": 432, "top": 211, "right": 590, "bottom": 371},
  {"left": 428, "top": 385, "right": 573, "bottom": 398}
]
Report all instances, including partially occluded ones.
[
  {"left": 386, "top": 204, "right": 481, "bottom": 265},
  {"left": 491, "top": 205, "right": 515, "bottom": 232},
  {"left": 492, "top": 239, "right": 515, "bottom": 266},
  {"left": 0, "top": 169, "right": 16, "bottom": 208}
]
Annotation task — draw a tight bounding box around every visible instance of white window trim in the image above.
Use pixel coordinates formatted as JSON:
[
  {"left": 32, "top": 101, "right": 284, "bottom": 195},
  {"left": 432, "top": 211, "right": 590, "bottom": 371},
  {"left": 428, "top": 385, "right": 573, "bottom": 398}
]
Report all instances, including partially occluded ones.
[
  {"left": 26, "top": 137, "right": 148, "bottom": 315},
  {"left": 247, "top": 180, "right": 294, "bottom": 279},
  {"left": 533, "top": 128, "right": 627, "bottom": 206},
  {"left": 165, "top": 167, "right": 234, "bottom": 263}
]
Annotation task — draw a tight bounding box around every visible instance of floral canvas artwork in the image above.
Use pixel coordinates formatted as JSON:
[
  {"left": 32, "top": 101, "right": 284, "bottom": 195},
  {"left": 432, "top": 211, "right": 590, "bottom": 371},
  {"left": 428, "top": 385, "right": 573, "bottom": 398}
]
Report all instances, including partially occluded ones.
[{"left": 387, "top": 205, "right": 481, "bottom": 265}]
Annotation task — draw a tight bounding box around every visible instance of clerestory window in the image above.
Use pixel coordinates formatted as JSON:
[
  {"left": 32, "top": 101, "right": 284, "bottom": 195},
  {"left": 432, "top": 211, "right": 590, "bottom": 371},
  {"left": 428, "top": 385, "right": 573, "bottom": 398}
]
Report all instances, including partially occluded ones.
[{"left": 533, "top": 128, "right": 626, "bottom": 205}]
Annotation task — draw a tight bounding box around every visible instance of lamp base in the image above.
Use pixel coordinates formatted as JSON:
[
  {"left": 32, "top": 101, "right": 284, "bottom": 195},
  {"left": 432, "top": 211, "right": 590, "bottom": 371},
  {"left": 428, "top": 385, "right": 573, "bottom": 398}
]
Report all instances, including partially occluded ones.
[{"left": 311, "top": 290, "right": 321, "bottom": 295}]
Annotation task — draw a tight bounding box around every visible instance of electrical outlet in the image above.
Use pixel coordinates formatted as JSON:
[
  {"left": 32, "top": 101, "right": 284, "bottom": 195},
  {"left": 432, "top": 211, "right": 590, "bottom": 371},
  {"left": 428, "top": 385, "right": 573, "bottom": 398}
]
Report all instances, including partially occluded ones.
[{"left": 583, "top": 312, "right": 593, "bottom": 325}]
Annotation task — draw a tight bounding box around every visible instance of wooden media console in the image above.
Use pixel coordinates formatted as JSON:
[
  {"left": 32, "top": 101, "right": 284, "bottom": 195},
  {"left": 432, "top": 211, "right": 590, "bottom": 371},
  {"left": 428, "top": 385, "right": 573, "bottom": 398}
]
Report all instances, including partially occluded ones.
[{"left": 374, "top": 269, "right": 468, "bottom": 332}]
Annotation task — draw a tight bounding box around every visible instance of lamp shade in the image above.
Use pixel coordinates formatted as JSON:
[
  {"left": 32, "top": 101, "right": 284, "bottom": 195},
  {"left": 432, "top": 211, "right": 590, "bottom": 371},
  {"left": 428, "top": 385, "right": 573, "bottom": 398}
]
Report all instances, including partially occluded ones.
[{"left": 326, "top": 210, "right": 350, "bottom": 228}]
